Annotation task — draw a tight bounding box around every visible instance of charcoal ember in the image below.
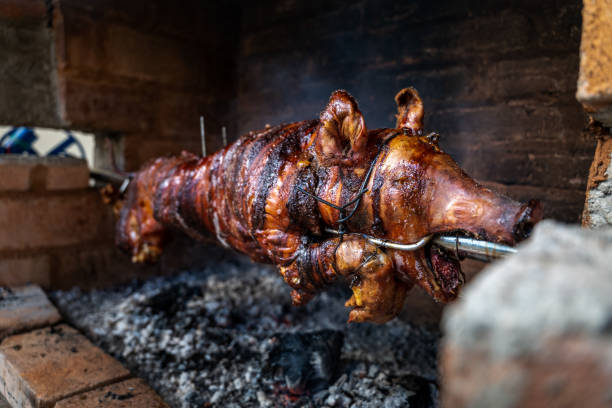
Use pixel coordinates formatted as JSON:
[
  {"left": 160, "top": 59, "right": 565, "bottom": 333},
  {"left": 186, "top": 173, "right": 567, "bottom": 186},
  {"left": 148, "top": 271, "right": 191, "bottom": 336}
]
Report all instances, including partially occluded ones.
[
  {"left": 266, "top": 330, "right": 344, "bottom": 394},
  {"left": 51, "top": 258, "right": 440, "bottom": 408}
]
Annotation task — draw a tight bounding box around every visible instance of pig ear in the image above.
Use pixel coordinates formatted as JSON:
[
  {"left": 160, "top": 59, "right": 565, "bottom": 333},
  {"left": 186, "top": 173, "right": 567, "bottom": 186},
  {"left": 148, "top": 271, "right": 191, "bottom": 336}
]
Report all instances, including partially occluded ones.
[
  {"left": 315, "top": 90, "right": 368, "bottom": 166},
  {"left": 395, "top": 87, "right": 424, "bottom": 131}
]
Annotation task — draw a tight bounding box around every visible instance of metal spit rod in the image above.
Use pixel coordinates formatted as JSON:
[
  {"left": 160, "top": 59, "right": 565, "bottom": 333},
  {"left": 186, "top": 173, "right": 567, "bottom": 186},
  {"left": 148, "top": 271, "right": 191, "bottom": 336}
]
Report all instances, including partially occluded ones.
[
  {"left": 324, "top": 228, "right": 516, "bottom": 262},
  {"left": 433, "top": 235, "right": 516, "bottom": 261},
  {"left": 89, "top": 168, "right": 125, "bottom": 184},
  {"left": 89, "top": 166, "right": 517, "bottom": 262},
  {"left": 200, "top": 116, "right": 206, "bottom": 156}
]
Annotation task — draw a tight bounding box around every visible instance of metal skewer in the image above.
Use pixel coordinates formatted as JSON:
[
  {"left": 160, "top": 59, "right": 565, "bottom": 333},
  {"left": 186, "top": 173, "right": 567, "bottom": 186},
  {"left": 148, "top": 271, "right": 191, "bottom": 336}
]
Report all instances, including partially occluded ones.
[
  {"left": 90, "top": 166, "right": 516, "bottom": 262},
  {"left": 433, "top": 235, "right": 516, "bottom": 261},
  {"left": 325, "top": 228, "right": 516, "bottom": 262},
  {"left": 89, "top": 168, "right": 131, "bottom": 194},
  {"left": 222, "top": 126, "right": 227, "bottom": 147},
  {"left": 90, "top": 168, "right": 126, "bottom": 184},
  {"left": 200, "top": 116, "right": 206, "bottom": 156}
]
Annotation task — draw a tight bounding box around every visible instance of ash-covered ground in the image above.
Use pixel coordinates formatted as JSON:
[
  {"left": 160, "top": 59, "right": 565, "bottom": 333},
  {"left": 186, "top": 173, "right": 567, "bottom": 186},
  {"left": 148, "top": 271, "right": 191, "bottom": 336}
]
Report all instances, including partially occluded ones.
[{"left": 51, "top": 258, "right": 440, "bottom": 408}]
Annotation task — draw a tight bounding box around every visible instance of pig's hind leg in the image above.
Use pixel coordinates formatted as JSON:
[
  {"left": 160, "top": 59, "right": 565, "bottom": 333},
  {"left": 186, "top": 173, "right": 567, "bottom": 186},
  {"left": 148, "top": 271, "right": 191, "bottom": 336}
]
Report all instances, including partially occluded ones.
[{"left": 278, "top": 235, "right": 411, "bottom": 323}]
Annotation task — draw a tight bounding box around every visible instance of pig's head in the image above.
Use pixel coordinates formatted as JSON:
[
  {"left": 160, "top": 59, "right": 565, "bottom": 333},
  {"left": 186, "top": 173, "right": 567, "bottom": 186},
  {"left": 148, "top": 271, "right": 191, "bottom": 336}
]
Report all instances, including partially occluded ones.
[{"left": 314, "top": 89, "right": 542, "bottom": 303}]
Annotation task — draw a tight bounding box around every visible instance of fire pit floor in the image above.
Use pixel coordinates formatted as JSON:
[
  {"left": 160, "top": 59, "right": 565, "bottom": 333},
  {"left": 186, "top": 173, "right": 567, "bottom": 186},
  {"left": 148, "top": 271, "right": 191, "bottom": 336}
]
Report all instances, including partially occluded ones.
[{"left": 51, "top": 258, "right": 440, "bottom": 408}]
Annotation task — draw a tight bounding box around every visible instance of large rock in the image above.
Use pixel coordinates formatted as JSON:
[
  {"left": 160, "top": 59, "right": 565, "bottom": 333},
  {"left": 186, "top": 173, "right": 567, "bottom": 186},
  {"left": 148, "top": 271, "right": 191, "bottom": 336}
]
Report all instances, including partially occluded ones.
[
  {"left": 583, "top": 131, "right": 612, "bottom": 228},
  {"left": 441, "top": 220, "right": 612, "bottom": 408}
]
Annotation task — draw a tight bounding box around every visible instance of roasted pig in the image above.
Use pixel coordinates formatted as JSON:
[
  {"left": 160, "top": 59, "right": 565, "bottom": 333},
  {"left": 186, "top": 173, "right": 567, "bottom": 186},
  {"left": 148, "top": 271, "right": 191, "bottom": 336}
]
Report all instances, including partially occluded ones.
[{"left": 116, "top": 88, "right": 542, "bottom": 323}]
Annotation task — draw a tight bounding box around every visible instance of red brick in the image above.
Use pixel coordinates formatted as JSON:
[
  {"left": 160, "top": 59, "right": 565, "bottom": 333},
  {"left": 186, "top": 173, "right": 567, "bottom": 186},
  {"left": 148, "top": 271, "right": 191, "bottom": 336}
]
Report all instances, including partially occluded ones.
[
  {"left": 0, "top": 157, "right": 89, "bottom": 192},
  {"left": 57, "top": 8, "right": 204, "bottom": 88},
  {"left": 0, "top": 254, "right": 51, "bottom": 288},
  {"left": 0, "top": 285, "right": 60, "bottom": 339},
  {"left": 0, "top": 157, "right": 36, "bottom": 192},
  {"left": 123, "top": 136, "right": 200, "bottom": 171},
  {"left": 43, "top": 157, "right": 89, "bottom": 191},
  {"left": 156, "top": 90, "right": 220, "bottom": 142},
  {"left": 59, "top": 0, "right": 232, "bottom": 45},
  {"left": 58, "top": 76, "right": 158, "bottom": 133},
  {"left": 0, "top": 0, "right": 46, "bottom": 23},
  {"left": 0, "top": 325, "right": 130, "bottom": 408},
  {"left": 0, "top": 191, "right": 113, "bottom": 251},
  {"left": 55, "top": 378, "right": 168, "bottom": 408}
]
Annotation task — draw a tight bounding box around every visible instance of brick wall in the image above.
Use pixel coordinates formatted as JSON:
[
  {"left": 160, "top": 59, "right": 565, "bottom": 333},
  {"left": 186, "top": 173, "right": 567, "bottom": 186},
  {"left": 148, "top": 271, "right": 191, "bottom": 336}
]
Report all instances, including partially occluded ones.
[
  {"left": 0, "top": 0, "right": 62, "bottom": 127},
  {"left": 0, "top": 0, "right": 251, "bottom": 290},
  {"left": 0, "top": 156, "right": 154, "bottom": 289},
  {"left": 51, "top": 0, "right": 240, "bottom": 170},
  {"left": 237, "top": 0, "right": 595, "bottom": 222}
]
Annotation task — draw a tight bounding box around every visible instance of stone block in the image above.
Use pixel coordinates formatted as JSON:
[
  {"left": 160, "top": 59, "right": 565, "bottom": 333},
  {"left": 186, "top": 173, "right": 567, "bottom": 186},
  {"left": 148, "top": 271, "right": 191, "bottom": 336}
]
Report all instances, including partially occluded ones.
[
  {"left": 441, "top": 221, "right": 612, "bottom": 408},
  {"left": 583, "top": 133, "right": 612, "bottom": 228},
  {"left": 0, "top": 284, "right": 60, "bottom": 339},
  {"left": 0, "top": 324, "right": 130, "bottom": 408},
  {"left": 0, "top": 254, "right": 51, "bottom": 288},
  {"left": 55, "top": 378, "right": 168, "bottom": 408}
]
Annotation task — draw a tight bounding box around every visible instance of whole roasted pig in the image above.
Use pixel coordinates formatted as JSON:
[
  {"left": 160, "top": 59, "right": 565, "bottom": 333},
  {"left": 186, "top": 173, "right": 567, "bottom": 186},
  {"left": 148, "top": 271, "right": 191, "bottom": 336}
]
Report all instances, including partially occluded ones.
[{"left": 116, "top": 88, "right": 541, "bottom": 323}]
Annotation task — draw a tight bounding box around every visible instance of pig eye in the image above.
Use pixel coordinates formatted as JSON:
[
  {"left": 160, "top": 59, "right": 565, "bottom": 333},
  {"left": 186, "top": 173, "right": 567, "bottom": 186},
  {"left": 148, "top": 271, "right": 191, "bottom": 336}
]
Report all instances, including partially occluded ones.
[{"left": 425, "top": 132, "right": 440, "bottom": 144}]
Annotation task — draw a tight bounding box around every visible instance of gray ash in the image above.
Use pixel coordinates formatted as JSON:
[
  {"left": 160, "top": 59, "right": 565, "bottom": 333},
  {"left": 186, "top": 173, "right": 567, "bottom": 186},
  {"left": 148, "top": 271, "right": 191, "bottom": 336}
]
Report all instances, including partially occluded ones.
[{"left": 51, "top": 258, "right": 440, "bottom": 408}]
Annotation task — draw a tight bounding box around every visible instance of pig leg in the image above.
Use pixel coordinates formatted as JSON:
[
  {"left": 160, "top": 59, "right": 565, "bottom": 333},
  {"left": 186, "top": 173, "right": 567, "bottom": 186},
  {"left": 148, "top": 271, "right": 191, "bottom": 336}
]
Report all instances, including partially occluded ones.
[
  {"left": 116, "top": 174, "right": 168, "bottom": 263},
  {"left": 276, "top": 235, "right": 411, "bottom": 323}
]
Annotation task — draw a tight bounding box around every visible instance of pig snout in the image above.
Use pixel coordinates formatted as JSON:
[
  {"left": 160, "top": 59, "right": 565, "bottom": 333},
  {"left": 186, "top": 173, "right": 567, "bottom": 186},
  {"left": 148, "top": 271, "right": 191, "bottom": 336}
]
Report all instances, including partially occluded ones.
[{"left": 512, "top": 199, "right": 543, "bottom": 242}]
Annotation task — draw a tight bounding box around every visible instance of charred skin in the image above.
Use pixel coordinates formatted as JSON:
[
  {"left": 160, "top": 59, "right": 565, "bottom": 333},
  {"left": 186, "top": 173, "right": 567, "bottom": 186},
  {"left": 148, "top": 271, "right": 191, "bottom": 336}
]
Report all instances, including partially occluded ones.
[{"left": 117, "top": 88, "right": 542, "bottom": 323}]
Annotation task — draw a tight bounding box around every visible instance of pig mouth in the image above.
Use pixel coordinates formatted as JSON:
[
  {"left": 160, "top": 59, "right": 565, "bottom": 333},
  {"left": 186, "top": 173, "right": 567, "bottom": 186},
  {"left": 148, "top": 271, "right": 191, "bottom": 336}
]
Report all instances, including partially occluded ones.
[{"left": 422, "top": 232, "right": 476, "bottom": 301}]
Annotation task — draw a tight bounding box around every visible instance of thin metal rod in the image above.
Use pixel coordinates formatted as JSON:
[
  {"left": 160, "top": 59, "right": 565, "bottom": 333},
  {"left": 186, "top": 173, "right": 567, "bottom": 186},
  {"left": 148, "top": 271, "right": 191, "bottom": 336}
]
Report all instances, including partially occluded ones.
[
  {"left": 433, "top": 236, "right": 516, "bottom": 261},
  {"left": 200, "top": 116, "right": 206, "bottom": 156},
  {"left": 89, "top": 168, "right": 131, "bottom": 194},
  {"left": 89, "top": 168, "right": 126, "bottom": 184},
  {"left": 222, "top": 126, "right": 227, "bottom": 147},
  {"left": 366, "top": 233, "right": 433, "bottom": 251},
  {"left": 324, "top": 228, "right": 516, "bottom": 262},
  {"left": 325, "top": 228, "right": 432, "bottom": 251}
]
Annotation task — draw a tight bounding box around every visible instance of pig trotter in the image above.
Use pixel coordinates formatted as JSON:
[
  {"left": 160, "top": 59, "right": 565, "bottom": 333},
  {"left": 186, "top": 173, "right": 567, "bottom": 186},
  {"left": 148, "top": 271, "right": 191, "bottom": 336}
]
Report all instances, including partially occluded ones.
[{"left": 278, "top": 236, "right": 410, "bottom": 323}]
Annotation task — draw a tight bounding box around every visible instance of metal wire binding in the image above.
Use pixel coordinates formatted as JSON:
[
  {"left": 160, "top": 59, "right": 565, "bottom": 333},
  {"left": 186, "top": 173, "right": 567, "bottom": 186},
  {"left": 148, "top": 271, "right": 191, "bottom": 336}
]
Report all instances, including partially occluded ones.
[
  {"left": 326, "top": 227, "right": 517, "bottom": 261},
  {"left": 297, "top": 132, "right": 401, "bottom": 241},
  {"left": 325, "top": 228, "right": 432, "bottom": 251}
]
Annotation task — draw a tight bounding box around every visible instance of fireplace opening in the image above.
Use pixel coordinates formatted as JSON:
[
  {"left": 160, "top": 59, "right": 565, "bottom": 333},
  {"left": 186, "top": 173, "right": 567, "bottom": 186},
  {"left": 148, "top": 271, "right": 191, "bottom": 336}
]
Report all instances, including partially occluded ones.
[{"left": 0, "top": 0, "right": 610, "bottom": 407}]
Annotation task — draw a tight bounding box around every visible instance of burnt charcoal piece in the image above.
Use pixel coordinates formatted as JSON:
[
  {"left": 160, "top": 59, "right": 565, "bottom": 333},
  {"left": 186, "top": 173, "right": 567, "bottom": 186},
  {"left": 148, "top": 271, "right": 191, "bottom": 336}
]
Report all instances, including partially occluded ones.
[
  {"left": 266, "top": 330, "right": 344, "bottom": 394},
  {"left": 400, "top": 375, "right": 439, "bottom": 408}
]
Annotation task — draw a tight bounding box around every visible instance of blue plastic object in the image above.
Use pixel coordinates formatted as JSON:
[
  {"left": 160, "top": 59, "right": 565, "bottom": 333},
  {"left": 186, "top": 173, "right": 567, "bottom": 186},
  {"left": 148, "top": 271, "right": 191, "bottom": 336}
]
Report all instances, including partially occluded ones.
[
  {"left": 0, "top": 127, "right": 38, "bottom": 155},
  {"left": 0, "top": 127, "right": 86, "bottom": 159}
]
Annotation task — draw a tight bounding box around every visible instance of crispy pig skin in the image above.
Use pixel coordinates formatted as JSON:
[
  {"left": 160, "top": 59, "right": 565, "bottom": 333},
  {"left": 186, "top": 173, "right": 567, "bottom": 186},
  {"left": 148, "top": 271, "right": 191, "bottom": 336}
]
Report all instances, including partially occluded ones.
[{"left": 116, "top": 89, "right": 541, "bottom": 323}]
